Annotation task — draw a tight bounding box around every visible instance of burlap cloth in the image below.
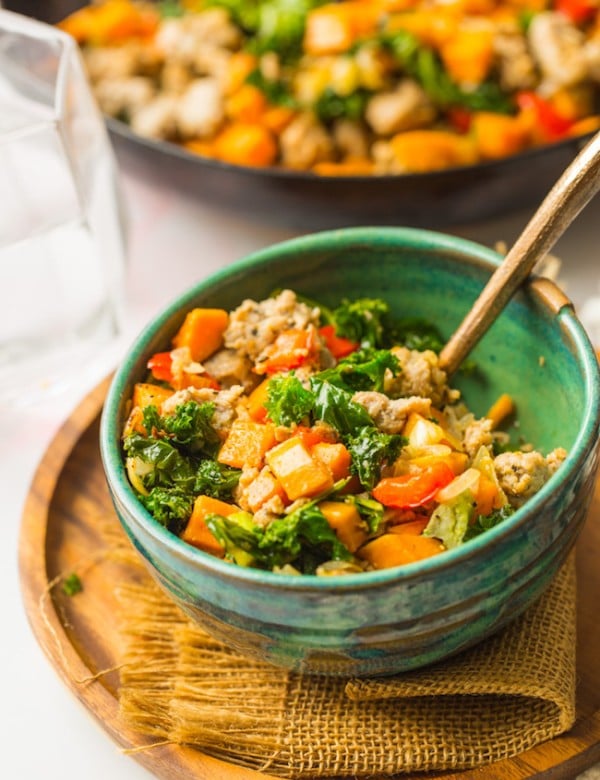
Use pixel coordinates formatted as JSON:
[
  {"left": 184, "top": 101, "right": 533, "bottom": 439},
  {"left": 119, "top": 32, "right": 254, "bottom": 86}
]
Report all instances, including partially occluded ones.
[{"left": 111, "top": 536, "right": 577, "bottom": 779}]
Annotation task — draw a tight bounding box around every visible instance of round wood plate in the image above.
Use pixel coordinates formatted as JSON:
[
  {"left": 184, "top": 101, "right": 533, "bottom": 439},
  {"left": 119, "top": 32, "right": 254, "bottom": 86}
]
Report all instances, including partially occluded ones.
[{"left": 18, "top": 378, "right": 600, "bottom": 780}]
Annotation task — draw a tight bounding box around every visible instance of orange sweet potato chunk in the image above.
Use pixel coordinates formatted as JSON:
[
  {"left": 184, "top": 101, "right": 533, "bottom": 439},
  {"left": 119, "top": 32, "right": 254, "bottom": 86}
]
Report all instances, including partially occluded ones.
[
  {"left": 172, "top": 308, "right": 229, "bottom": 362},
  {"left": 358, "top": 533, "right": 444, "bottom": 569},
  {"left": 181, "top": 495, "right": 237, "bottom": 557},
  {"left": 217, "top": 420, "right": 277, "bottom": 469},
  {"left": 266, "top": 436, "right": 334, "bottom": 500}
]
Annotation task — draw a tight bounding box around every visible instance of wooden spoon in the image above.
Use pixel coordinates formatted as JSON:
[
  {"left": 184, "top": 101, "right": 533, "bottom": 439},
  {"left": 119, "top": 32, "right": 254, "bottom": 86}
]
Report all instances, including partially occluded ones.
[{"left": 438, "top": 130, "right": 600, "bottom": 377}]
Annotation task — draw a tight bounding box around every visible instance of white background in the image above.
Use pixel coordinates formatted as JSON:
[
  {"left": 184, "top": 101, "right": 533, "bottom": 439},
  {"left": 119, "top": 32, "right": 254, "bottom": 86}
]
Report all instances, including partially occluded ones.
[{"left": 3, "top": 134, "right": 600, "bottom": 779}]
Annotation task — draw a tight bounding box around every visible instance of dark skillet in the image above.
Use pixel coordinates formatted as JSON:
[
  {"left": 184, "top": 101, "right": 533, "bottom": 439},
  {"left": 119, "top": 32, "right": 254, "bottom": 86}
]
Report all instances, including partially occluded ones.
[{"left": 6, "top": 0, "right": 595, "bottom": 229}]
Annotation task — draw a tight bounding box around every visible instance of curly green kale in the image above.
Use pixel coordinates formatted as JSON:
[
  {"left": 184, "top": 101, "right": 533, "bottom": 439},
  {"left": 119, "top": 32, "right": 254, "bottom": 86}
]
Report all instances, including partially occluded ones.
[{"left": 264, "top": 372, "right": 315, "bottom": 426}]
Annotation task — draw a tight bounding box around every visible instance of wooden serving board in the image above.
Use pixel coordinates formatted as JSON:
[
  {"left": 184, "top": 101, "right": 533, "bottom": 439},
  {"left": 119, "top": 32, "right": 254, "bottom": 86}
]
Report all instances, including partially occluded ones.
[{"left": 19, "top": 378, "right": 600, "bottom": 780}]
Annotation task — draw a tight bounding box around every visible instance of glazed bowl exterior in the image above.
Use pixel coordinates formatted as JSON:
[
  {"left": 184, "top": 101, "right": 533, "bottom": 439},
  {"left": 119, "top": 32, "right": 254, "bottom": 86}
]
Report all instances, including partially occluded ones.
[{"left": 100, "top": 227, "right": 600, "bottom": 677}]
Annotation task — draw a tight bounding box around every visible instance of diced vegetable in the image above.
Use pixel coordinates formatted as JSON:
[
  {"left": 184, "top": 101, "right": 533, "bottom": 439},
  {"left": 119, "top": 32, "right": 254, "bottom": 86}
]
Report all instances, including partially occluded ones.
[
  {"left": 423, "top": 491, "right": 475, "bottom": 549},
  {"left": 181, "top": 495, "right": 237, "bottom": 556},
  {"left": 258, "top": 328, "right": 319, "bottom": 374},
  {"left": 358, "top": 533, "right": 445, "bottom": 569},
  {"left": 471, "top": 112, "right": 530, "bottom": 160},
  {"left": 304, "top": 2, "right": 380, "bottom": 55},
  {"left": 147, "top": 352, "right": 174, "bottom": 383},
  {"left": 213, "top": 123, "right": 278, "bottom": 167},
  {"left": 516, "top": 91, "right": 575, "bottom": 142},
  {"left": 266, "top": 436, "right": 334, "bottom": 500},
  {"left": 486, "top": 393, "right": 515, "bottom": 429},
  {"left": 372, "top": 462, "right": 455, "bottom": 508},
  {"left": 439, "top": 28, "right": 495, "bottom": 86},
  {"left": 319, "top": 324, "right": 359, "bottom": 359},
  {"left": 218, "top": 420, "right": 277, "bottom": 469},
  {"left": 311, "top": 441, "right": 352, "bottom": 481},
  {"left": 172, "top": 308, "right": 229, "bottom": 363},
  {"left": 388, "top": 131, "right": 478, "bottom": 172},
  {"left": 434, "top": 467, "right": 481, "bottom": 504},
  {"left": 247, "top": 377, "right": 272, "bottom": 422},
  {"left": 319, "top": 500, "right": 368, "bottom": 552},
  {"left": 132, "top": 382, "right": 173, "bottom": 411}
]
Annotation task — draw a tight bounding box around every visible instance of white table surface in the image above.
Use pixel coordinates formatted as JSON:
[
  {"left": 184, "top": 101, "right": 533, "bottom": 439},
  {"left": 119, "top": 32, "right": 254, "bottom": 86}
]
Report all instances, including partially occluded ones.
[{"left": 3, "top": 144, "right": 600, "bottom": 780}]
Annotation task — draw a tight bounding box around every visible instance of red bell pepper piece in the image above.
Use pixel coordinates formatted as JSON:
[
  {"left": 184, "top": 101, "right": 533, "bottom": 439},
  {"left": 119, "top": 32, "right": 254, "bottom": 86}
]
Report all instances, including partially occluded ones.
[
  {"left": 319, "top": 324, "right": 359, "bottom": 359},
  {"left": 447, "top": 107, "right": 473, "bottom": 134},
  {"left": 555, "top": 0, "right": 597, "bottom": 24},
  {"left": 516, "top": 90, "right": 575, "bottom": 141},
  {"left": 372, "top": 463, "right": 455, "bottom": 509},
  {"left": 147, "top": 351, "right": 173, "bottom": 383}
]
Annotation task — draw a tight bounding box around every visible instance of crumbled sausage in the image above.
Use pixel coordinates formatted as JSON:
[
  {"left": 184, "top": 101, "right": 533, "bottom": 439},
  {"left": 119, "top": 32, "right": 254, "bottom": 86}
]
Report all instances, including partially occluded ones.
[
  {"left": 161, "top": 385, "right": 246, "bottom": 437},
  {"left": 528, "top": 12, "right": 587, "bottom": 89},
  {"left": 203, "top": 348, "right": 257, "bottom": 392},
  {"left": 155, "top": 10, "right": 241, "bottom": 66},
  {"left": 365, "top": 80, "right": 436, "bottom": 136},
  {"left": 130, "top": 94, "right": 179, "bottom": 139},
  {"left": 175, "top": 78, "right": 225, "bottom": 139},
  {"left": 385, "top": 347, "right": 456, "bottom": 407},
  {"left": 93, "top": 77, "right": 156, "bottom": 120},
  {"left": 279, "top": 113, "right": 334, "bottom": 170},
  {"left": 352, "top": 392, "right": 431, "bottom": 433},
  {"left": 332, "top": 118, "right": 369, "bottom": 159},
  {"left": 463, "top": 418, "right": 494, "bottom": 458},
  {"left": 224, "top": 289, "right": 321, "bottom": 362},
  {"left": 493, "top": 26, "right": 538, "bottom": 91},
  {"left": 494, "top": 448, "right": 565, "bottom": 507}
]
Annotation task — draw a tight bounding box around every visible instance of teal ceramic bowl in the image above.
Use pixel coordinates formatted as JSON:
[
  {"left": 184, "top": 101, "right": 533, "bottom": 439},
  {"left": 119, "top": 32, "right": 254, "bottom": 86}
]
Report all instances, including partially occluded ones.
[{"left": 100, "top": 227, "right": 600, "bottom": 677}]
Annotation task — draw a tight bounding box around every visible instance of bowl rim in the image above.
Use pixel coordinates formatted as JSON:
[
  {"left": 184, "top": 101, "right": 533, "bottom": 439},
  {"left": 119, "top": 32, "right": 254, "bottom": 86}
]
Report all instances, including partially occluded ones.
[{"left": 100, "top": 226, "right": 600, "bottom": 591}]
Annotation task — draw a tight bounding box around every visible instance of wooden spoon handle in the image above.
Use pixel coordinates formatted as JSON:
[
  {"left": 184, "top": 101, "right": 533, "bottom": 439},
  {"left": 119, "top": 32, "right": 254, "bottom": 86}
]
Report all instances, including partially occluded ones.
[{"left": 438, "top": 131, "right": 600, "bottom": 377}]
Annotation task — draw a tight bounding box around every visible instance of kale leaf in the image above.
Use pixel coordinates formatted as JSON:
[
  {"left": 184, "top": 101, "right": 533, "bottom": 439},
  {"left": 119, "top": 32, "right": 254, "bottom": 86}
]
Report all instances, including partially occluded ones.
[
  {"left": 330, "top": 297, "right": 392, "bottom": 349},
  {"left": 246, "top": 68, "right": 297, "bottom": 107},
  {"left": 384, "top": 30, "right": 514, "bottom": 114},
  {"left": 318, "top": 348, "right": 399, "bottom": 393},
  {"left": 343, "top": 493, "right": 385, "bottom": 533},
  {"left": 194, "top": 460, "right": 242, "bottom": 500},
  {"left": 309, "top": 376, "right": 373, "bottom": 436},
  {"left": 124, "top": 433, "right": 197, "bottom": 492},
  {"left": 141, "top": 487, "right": 195, "bottom": 534},
  {"left": 264, "top": 372, "right": 315, "bottom": 426},
  {"left": 463, "top": 504, "right": 515, "bottom": 542},
  {"left": 345, "top": 426, "right": 406, "bottom": 489},
  {"left": 206, "top": 497, "right": 352, "bottom": 573},
  {"left": 314, "top": 87, "right": 371, "bottom": 123},
  {"left": 142, "top": 401, "right": 220, "bottom": 456}
]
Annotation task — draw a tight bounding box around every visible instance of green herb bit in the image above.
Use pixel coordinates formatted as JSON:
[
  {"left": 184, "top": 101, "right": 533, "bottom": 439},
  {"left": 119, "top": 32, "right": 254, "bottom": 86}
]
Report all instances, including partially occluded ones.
[{"left": 62, "top": 573, "right": 83, "bottom": 597}]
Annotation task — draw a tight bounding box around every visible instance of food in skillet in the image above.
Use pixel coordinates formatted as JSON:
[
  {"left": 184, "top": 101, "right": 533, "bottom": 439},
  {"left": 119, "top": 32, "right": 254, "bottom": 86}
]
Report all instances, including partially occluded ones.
[
  {"left": 60, "top": 0, "right": 600, "bottom": 174},
  {"left": 121, "top": 290, "right": 566, "bottom": 575}
]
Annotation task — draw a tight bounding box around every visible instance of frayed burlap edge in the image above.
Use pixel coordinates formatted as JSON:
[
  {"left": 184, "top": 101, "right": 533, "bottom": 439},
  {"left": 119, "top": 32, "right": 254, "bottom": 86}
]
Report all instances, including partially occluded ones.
[{"left": 115, "top": 543, "right": 576, "bottom": 779}]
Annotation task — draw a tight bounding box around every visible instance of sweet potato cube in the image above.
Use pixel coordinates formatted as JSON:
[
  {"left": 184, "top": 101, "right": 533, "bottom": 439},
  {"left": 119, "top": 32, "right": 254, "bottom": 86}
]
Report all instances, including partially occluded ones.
[
  {"left": 266, "top": 436, "right": 334, "bottom": 501},
  {"left": 217, "top": 420, "right": 277, "bottom": 469},
  {"left": 319, "top": 501, "right": 368, "bottom": 552},
  {"left": 247, "top": 377, "right": 271, "bottom": 422},
  {"left": 246, "top": 467, "right": 286, "bottom": 513},
  {"left": 132, "top": 382, "right": 173, "bottom": 410},
  {"left": 311, "top": 442, "right": 352, "bottom": 481},
  {"left": 172, "top": 308, "right": 229, "bottom": 362},
  {"left": 181, "top": 495, "right": 237, "bottom": 557},
  {"left": 124, "top": 383, "right": 174, "bottom": 435},
  {"left": 358, "top": 533, "right": 444, "bottom": 569},
  {"left": 304, "top": 2, "right": 379, "bottom": 55}
]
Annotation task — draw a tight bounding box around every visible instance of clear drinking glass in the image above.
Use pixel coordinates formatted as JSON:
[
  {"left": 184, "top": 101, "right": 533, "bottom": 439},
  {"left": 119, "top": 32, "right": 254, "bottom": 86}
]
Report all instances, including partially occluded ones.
[{"left": 0, "top": 9, "right": 126, "bottom": 405}]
